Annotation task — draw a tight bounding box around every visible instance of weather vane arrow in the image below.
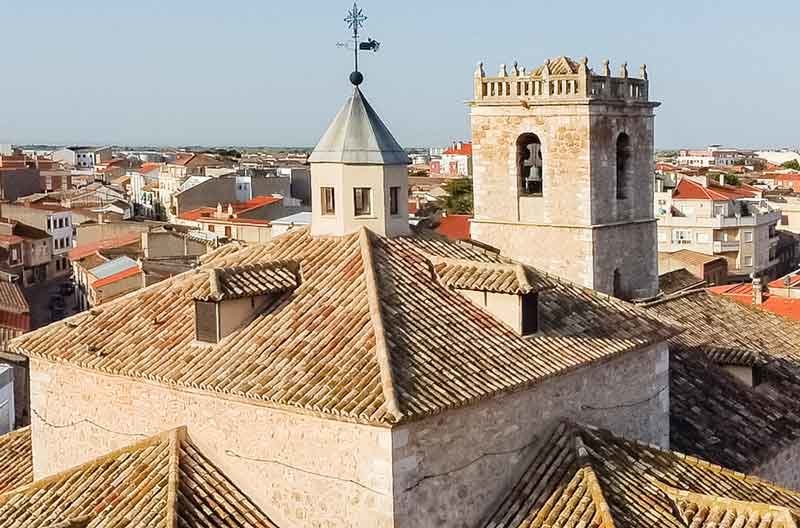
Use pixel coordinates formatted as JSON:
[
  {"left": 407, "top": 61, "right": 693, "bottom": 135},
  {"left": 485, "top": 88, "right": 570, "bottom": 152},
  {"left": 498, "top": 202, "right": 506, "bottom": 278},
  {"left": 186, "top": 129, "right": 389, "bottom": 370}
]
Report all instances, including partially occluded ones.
[{"left": 337, "top": 2, "right": 380, "bottom": 86}]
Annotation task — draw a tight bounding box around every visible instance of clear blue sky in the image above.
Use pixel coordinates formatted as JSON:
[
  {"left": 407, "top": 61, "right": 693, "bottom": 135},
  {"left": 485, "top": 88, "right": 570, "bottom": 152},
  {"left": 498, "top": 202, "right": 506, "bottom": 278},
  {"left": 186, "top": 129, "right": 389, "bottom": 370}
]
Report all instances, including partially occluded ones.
[{"left": 0, "top": 0, "right": 797, "bottom": 149}]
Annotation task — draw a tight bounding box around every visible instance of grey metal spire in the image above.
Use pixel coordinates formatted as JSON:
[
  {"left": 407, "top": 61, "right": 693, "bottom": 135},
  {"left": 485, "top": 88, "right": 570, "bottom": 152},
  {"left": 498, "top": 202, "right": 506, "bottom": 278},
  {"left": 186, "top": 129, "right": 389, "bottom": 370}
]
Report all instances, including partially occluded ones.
[{"left": 309, "top": 87, "right": 409, "bottom": 165}]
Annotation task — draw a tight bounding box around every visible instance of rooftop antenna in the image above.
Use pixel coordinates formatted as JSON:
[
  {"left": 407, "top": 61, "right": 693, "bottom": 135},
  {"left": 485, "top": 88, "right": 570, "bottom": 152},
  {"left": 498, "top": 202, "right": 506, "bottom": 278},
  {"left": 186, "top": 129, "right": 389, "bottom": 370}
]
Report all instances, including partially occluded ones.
[{"left": 337, "top": 2, "right": 380, "bottom": 86}]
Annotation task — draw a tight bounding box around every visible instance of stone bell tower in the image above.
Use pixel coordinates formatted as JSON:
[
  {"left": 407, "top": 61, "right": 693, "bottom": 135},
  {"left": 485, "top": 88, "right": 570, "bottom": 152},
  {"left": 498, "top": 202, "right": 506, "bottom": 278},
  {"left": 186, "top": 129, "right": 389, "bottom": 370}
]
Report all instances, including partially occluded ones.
[{"left": 469, "top": 56, "right": 660, "bottom": 299}]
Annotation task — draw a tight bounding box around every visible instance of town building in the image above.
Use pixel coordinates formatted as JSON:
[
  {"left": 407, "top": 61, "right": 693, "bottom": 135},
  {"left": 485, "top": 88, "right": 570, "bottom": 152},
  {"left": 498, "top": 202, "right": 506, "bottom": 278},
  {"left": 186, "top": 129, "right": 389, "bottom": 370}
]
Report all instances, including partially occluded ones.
[
  {"left": 173, "top": 172, "right": 293, "bottom": 218},
  {"left": 756, "top": 149, "right": 800, "bottom": 166},
  {"left": 0, "top": 155, "right": 42, "bottom": 202},
  {"left": 434, "top": 141, "right": 472, "bottom": 177},
  {"left": 177, "top": 196, "right": 285, "bottom": 243},
  {"left": 676, "top": 145, "right": 753, "bottom": 167},
  {"left": 0, "top": 203, "right": 74, "bottom": 278},
  {"left": 0, "top": 219, "right": 53, "bottom": 287},
  {"left": 52, "top": 146, "right": 112, "bottom": 169},
  {"left": 658, "top": 249, "right": 728, "bottom": 285},
  {"left": 656, "top": 176, "right": 781, "bottom": 279},
  {"left": 470, "top": 56, "right": 659, "bottom": 299}
]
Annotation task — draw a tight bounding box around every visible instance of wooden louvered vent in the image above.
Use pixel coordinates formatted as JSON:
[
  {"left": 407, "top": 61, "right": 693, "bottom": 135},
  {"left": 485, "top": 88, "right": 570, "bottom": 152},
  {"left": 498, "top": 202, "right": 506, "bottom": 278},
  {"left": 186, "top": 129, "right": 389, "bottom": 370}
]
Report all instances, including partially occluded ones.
[{"left": 195, "top": 301, "right": 219, "bottom": 344}]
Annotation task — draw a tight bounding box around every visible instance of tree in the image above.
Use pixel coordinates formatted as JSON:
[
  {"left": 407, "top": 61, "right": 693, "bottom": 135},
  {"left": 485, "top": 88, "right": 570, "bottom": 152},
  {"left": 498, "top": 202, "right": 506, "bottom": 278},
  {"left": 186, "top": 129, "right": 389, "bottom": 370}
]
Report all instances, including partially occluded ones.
[
  {"left": 438, "top": 178, "right": 473, "bottom": 215},
  {"left": 723, "top": 173, "right": 740, "bottom": 186},
  {"left": 781, "top": 159, "right": 800, "bottom": 171}
]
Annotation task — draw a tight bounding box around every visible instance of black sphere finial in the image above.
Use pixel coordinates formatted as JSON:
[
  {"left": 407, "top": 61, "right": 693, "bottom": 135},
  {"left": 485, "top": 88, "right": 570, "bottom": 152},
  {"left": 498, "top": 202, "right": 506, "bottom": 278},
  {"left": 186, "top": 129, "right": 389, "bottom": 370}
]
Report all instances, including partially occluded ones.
[{"left": 350, "top": 71, "right": 364, "bottom": 86}]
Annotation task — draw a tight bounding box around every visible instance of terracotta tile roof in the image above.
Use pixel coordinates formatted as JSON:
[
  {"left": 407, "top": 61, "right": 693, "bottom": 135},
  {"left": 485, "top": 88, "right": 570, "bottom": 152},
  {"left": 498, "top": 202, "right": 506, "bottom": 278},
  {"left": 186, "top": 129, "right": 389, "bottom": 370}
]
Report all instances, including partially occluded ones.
[
  {"left": 138, "top": 162, "right": 162, "bottom": 174},
  {"left": 179, "top": 196, "right": 282, "bottom": 222},
  {"left": 659, "top": 249, "right": 726, "bottom": 267},
  {"left": 69, "top": 234, "right": 141, "bottom": 261},
  {"left": 442, "top": 143, "right": 472, "bottom": 156},
  {"left": 670, "top": 348, "right": 800, "bottom": 473},
  {"left": 658, "top": 268, "right": 705, "bottom": 295},
  {"left": 11, "top": 227, "right": 677, "bottom": 426},
  {"left": 0, "top": 282, "right": 29, "bottom": 315},
  {"left": 709, "top": 284, "right": 800, "bottom": 321},
  {"left": 431, "top": 256, "right": 550, "bottom": 295},
  {"left": 0, "top": 428, "right": 278, "bottom": 527},
  {"left": 481, "top": 421, "right": 800, "bottom": 528},
  {"left": 91, "top": 266, "right": 142, "bottom": 289},
  {"left": 0, "top": 427, "right": 32, "bottom": 494},
  {"left": 435, "top": 214, "right": 471, "bottom": 240},
  {"left": 673, "top": 178, "right": 758, "bottom": 201},
  {"left": 769, "top": 272, "right": 800, "bottom": 289},
  {"left": 194, "top": 261, "right": 300, "bottom": 301},
  {"left": 643, "top": 290, "right": 800, "bottom": 364}
]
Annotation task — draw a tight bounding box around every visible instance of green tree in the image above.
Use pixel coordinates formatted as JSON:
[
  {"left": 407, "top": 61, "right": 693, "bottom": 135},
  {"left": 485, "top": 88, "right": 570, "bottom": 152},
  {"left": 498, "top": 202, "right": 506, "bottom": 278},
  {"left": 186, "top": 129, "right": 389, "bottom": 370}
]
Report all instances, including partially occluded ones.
[
  {"left": 439, "top": 178, "right": 473, "bottom": 214},
  {"left": 723, "top": 173, "right": 740, "bottom": 186},
  {"left": 781, "top": 159, "right": 800, "bottom": 171}
]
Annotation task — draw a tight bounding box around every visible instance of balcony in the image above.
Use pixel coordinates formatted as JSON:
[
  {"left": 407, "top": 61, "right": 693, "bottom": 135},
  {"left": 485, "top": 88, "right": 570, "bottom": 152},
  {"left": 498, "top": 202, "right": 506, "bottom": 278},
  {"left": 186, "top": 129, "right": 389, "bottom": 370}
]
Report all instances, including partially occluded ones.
[
  {"left": 659, "top": 209, "right": 781, "bottom": 229},
  {"left": 713, "top": 240, "right": 740, "bottom": 253}
]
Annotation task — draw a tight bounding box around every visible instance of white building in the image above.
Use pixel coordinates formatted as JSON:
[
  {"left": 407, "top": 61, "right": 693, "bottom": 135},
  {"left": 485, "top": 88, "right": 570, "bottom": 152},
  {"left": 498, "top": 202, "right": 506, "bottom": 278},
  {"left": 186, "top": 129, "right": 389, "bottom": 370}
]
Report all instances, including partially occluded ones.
[
  {"left": 677, "top": 145, "right": 752, "bottom": 167},
  {"left": 52, "top": 146, "right": 113, "bottom": 169},
  {"left": 756, "top": 150, "right": 800, "bottom": 166}
]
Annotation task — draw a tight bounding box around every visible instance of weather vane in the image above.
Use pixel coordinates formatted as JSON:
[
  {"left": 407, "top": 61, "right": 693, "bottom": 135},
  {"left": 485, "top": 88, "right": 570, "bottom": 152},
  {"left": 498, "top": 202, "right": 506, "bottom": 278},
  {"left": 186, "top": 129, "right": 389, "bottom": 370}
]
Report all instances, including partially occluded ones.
[{"left": 337, "top": 2, "right": 380, "bottom": 86}]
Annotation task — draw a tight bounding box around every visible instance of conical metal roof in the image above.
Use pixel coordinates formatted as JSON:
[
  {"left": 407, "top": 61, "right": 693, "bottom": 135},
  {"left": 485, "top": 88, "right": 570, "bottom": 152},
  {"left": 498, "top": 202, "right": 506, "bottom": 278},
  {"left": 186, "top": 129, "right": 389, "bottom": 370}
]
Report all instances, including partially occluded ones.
[{"left": 309, "top": 87, "right": 409, "bottom": 165}]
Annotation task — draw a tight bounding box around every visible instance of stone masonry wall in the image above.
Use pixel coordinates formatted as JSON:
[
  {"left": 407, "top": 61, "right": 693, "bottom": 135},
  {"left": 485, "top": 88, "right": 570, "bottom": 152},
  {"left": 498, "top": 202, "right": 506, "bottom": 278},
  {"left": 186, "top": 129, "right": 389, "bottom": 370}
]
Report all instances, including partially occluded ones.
[
  {"left": 391, "top": 342, "right": 670, "bottom": 528},
  {"left": 29, "top": 357, "right": 394, "bottom": 528},
  {"left": 754, "top": 443, "right": 800, "bottom": 491},
  {"left": 593, "top": 220, "right": 659, "bottom": 299}
]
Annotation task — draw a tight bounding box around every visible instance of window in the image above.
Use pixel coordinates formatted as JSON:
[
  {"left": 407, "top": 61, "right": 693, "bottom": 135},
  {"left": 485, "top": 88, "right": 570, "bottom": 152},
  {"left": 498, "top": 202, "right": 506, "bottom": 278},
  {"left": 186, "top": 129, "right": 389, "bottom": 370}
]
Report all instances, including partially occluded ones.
[
  {"left": 516, "top": 134, "right": 543, "bottom": 195},
  {"left": 353, "top": 187, "right": 372, "bottom": 216},
  {"left": 208, "top": 225, "right": 215, "bottom": 233},
  {"left": 612, "top": 269, "right": 623, "bottom": 299},
  {"left": 521, "top": 293, "right": 539, "bottom": 335},
  {"left": 696, "top": 232, "right": 710, "bottom": 243},
  {"left": 714, "top": 204, "right": 726, "bottom": 217},
  {"left": 743, "top": 256, "right": 753, "bottom": 267},
  {"left": 673, "top": 230, "right": 692, "bottom": 244},
  {"left": 47, "top": 218, "right": 52, "bottom": 230},
  {"left": 56, "top": 259, "right": 61, "bottom": 271},
  {"left": 389, "top": 186, "right": 400, "bottom": 216},
  {"left": 616, "top": 133, "right": 631, "bottom": 199},
  {"left": 744, "top": 231, "right": 753, "bottom": 243},
  {"left": 224, "top": 226, "right": 232, "bottom": 238},
  {"left": 321, "top": 187, "right": 336, "bottom": 216}
]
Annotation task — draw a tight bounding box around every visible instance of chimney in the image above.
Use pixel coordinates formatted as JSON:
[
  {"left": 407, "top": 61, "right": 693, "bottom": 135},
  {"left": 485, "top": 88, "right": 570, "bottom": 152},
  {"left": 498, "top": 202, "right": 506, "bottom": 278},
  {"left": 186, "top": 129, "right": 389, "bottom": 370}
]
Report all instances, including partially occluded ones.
[{"left": 752, "top": 277, "right": 764, "bottom": 305}]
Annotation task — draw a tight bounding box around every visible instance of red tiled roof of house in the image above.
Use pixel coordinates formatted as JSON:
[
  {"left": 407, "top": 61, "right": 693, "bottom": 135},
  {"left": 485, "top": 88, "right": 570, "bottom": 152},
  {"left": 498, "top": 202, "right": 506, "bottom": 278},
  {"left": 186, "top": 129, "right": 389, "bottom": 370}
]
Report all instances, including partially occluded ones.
[
  {"left": 138, "top": 162, "right": 162, "bottom": 174},
  {"left": 708, "top": 284, "right": 800, "bottom": 321},
  {"left": 443, "top": 143, "right": 472, "bottom": 156},
  {"left": 673, "top": 178, "right": 758, "bottom": 201},
  {"left": 179, "top": 196, "right": 282, "bottom": 222},
  {"left": 768, "top": 274, "right": 800, "bottom": 289},
  {"left": 435, "top": 215, "right": 471, "bottom": 240},
  {"left": 69, "top": 233, "right": 141, "bottom": 261},
  {"left": 92, "top": 266, "right": 142, "bottom": 288}
]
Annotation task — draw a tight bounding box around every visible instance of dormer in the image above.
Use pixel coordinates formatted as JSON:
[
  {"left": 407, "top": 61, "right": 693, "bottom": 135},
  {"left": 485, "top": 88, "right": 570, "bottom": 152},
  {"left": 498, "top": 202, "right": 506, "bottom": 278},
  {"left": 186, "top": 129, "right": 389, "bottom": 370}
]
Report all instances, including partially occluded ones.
[
  {"left": 430, "top": 256, "right": 550, "bottom": 335},
  {"left": 193, "top": 260, "right": 300, "bottom": 344}
]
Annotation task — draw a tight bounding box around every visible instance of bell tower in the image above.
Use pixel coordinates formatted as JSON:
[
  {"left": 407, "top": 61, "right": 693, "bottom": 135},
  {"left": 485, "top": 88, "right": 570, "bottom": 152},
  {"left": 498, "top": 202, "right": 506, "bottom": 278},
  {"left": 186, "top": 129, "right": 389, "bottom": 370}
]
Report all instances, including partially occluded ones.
[{"left": 469, "top": 56, "right": 660, "bottom": 299}]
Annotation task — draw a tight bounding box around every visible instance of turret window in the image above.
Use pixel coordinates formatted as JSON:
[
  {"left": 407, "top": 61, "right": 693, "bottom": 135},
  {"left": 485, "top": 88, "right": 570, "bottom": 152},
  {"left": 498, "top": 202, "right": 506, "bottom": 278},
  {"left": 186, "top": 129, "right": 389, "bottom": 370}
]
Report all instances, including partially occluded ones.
[
  {"left": 389, "top": 186, "right": 400, "bottom": 216},
  {"left": 321, "top": 187, "right": 336, "bottom": 215},
  {"left": 354, "top": 188, "right": 372, "bottom": 217},
  {"left": 616, "top": 133, "right": 631, "bottom": 200},
  {"left": 517, "top": 134, "right": 543, "bottom": 195}
]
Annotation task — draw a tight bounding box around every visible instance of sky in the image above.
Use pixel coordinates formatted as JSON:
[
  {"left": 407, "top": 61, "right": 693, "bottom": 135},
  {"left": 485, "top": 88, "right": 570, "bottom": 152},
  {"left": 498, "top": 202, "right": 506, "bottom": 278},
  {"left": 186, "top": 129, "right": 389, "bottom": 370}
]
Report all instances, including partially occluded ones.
[{"left": 0, "top": 0, "right": 798, "bottom": 149}]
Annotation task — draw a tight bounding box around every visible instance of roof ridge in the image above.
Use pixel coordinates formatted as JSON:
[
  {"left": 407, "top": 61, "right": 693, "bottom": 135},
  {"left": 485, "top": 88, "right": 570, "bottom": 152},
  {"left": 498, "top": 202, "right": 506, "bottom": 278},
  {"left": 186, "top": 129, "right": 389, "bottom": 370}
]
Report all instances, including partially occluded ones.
[
  {"left": 656, "top": 482, "right": 798, "bottom": 525},
  {"left": 165, "top": 427, "right": 184, "bottom": 528},
  {"left": 358, "top": 227, "right": 402, "bottom": 421},
  {"left": 0, "top": 428, "right": 173, "bottom": 501}
]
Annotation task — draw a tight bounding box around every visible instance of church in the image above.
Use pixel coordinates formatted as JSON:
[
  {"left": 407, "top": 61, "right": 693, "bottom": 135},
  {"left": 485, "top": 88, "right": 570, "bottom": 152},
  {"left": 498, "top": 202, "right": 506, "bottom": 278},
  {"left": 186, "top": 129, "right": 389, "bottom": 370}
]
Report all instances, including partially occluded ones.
[{"left": 2, "top": 53, "right": 800, "bottom": 528}]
